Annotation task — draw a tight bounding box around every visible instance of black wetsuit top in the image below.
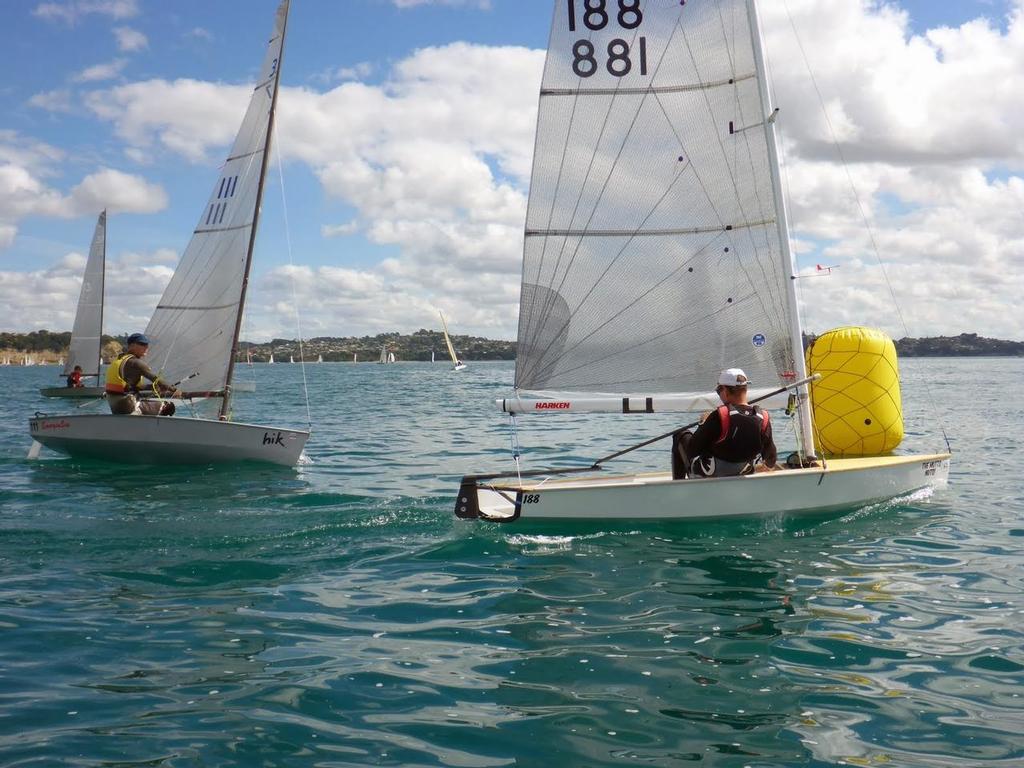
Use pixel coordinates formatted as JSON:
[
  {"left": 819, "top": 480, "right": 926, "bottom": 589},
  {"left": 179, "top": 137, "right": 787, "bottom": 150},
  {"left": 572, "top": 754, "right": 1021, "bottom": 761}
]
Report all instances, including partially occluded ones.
[{"left": 689, "top": 404, "right": 777, "bottom": 468}]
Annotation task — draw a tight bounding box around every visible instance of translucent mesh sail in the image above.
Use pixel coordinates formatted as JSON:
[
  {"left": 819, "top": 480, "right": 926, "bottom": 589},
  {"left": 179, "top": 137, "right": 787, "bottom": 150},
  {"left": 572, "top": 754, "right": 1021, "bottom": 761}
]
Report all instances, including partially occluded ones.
[
  {"left": 515, "top": 0, "right": 798, "bottom": 397},
  {"left": 65, "top": 211, "right": 105, "bottom": 379},
  {"left": 145, "top": 0, "right": 287, "bottom": 394}
]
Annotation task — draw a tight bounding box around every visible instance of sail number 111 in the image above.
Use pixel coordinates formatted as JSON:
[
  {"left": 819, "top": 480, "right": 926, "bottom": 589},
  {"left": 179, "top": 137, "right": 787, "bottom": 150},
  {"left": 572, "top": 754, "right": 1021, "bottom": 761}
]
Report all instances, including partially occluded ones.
[{"left": 567, "top": 0, "right": 647, "bottom": 78}]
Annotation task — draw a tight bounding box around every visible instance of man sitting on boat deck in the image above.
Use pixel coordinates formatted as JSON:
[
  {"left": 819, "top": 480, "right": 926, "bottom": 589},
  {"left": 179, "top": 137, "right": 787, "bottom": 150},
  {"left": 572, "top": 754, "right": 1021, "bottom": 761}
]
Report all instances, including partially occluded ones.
[
  {"left": 66, "top": 365, "right": 84, "bottom": 388},
  {"left": 105, "top": 333, "right": 179, "bottom": 416},
  {"left": 671, "top": 368, "right": 777, "bottom": 479}
]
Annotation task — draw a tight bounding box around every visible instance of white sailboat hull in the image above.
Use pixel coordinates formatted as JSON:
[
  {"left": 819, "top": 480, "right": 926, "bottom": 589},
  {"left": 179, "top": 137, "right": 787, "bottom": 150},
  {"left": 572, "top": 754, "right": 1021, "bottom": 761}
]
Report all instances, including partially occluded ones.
[
  {"left": 456, "top": 454, "right": 951, "bottom": 522},
  {"left": 29, "top": 414, "right": 308, "bottom": 466}
]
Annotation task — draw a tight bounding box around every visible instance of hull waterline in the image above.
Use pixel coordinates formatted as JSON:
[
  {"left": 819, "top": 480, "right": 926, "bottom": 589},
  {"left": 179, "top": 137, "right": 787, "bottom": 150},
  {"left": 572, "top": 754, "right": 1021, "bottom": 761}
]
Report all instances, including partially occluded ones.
[
  {"left": 29, "top": 414, "right": 308, "bottom": 467},
  {"left": 456, "top": 454, "right": 951, "bottom": 522}
]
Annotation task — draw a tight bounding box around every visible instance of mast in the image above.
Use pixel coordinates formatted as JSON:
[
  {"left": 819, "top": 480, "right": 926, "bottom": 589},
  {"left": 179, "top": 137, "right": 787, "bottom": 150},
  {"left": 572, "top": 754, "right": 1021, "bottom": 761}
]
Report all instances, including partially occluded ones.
[
  {"left": 746, "top": 0, "right": 817, "bottom": 456},
  {"left": 97, "top": 209, "right": 106, "bottom": 381},
  {"left": 220, "top": 0, "right": 289, "bottom": 421}
]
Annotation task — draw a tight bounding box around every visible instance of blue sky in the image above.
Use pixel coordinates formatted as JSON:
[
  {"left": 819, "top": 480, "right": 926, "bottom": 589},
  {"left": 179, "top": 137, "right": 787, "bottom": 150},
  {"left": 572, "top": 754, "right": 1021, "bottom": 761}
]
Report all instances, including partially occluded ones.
[{"left": 2, "top": 0, "right": 1023, "bottom": 341}]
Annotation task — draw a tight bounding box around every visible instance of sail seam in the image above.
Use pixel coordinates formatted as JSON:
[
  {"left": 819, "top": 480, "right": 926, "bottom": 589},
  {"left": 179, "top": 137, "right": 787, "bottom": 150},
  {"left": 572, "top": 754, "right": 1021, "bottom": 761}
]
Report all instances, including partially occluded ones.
[
  {"left": 225, "top": 148, "right": 264, "bottom": 163},
  {"left": 156, "top": 303, "right": 237, "bottom": 310}
]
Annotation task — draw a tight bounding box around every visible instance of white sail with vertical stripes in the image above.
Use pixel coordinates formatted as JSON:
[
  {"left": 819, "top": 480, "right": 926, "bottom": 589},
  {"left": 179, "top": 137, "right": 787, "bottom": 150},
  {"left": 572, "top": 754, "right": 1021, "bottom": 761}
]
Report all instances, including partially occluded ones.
[
  {"left": 65, "top": 211, "right": 105, "bottom": 380},
  {"left": 144, "top": 1, "right": 288, "bottom": 396},
  {"left": 515, "top": 0, "right": 804, "bottom": 407}
]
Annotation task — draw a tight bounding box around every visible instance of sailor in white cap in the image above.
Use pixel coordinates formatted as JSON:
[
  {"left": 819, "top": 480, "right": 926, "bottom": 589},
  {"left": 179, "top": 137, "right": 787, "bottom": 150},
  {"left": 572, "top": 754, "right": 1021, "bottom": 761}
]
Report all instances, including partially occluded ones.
[{"left": 671, "top": 368, "right": 778, "bottom": 479}]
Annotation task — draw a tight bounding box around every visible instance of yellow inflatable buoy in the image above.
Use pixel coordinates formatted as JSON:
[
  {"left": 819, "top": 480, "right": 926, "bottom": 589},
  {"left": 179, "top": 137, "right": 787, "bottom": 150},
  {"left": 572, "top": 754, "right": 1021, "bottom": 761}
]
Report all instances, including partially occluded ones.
[{"left": 805, "top": 326, "right": 904, "bottom": 456}]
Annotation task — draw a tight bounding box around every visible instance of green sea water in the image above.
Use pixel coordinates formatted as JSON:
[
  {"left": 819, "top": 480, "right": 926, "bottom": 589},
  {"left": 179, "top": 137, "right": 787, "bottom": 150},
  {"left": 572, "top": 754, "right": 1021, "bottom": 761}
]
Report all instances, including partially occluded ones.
[{"left": 1, "top": 358, "right": 1021, "bottom": 767}]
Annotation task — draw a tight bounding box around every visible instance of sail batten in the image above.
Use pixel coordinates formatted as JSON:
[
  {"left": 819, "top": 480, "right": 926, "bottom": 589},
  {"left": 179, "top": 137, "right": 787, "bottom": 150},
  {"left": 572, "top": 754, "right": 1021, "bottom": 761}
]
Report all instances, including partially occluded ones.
[
  {"left": 515, "top": 1, "right": 799, "bottom": 397},
  {"left": 542, "top": 73, "right": 756, "bottom": 97}
]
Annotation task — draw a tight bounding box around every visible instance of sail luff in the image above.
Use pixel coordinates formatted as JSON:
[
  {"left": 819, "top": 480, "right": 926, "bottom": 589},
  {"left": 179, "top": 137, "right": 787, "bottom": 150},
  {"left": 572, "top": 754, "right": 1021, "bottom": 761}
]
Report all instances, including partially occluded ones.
[
  {"left": 220, "top": 0, "right": 289, "bottom": 421},
  {"left": 745, "top": 0, "right": 816, "bottom": 454}
]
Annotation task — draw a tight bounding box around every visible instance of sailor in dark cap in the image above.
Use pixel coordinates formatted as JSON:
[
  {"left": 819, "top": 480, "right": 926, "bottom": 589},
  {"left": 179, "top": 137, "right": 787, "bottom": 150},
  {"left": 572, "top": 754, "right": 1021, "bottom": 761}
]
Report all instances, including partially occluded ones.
[{"left": 104, "top": 333, "right": 179, "bottom": 415}]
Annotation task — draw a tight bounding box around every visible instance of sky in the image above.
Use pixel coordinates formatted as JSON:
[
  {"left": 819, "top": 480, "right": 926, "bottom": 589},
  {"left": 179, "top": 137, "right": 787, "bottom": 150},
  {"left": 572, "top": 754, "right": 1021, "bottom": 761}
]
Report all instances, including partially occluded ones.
[{"left": 1, "top": 0, "right": 1023, "bottom": 342}]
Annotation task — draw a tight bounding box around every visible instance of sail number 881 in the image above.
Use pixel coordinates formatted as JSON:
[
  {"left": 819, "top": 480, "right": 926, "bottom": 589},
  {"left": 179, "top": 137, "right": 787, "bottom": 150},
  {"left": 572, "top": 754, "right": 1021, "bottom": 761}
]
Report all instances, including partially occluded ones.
[{"left": 567, "top": 1, "right": 647, "bottom": 78}]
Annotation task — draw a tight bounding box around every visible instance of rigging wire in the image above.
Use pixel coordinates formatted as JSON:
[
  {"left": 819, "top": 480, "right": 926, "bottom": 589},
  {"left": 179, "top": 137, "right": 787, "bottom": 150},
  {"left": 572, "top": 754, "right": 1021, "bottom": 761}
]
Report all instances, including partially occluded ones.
[
  {"left": 779, "top": 0, "right": 950, "bottom": 453},
  {"left": 274, "top": 132, "right": 313, "bottom": 431}
]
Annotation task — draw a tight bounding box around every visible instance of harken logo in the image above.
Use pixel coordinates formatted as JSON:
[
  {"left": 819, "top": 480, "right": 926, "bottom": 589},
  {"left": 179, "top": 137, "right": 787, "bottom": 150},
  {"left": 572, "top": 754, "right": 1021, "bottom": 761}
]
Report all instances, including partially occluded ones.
[
  {"left": 752, "top": 333, "right": 766, "bottom": 347},
  {"left": 535, "top": 401, "right": 570, "bottom": 410}
]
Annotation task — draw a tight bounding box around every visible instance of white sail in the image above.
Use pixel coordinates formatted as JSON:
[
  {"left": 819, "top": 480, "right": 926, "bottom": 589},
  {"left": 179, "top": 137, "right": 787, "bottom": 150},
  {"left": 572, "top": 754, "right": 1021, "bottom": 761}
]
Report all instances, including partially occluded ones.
[
  {"left": 64, "top": 211, "right": 106, "bottom": 380},
  {"left": 439, "top": 311, "right": 467, "bottom": 370},
  {"left": 379, "top": 344, "right": 387, "bottom": 364},
  {"left": 144, "top": 1, "right": 289, "bottom": 397},
  {"left": 515, "top": 1, "right": 800, "bottom": 405}
]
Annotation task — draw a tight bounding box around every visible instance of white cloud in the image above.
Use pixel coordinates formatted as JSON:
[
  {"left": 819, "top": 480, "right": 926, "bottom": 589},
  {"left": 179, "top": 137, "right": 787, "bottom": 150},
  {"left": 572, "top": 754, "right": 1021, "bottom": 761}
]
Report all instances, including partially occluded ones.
[
  {"left": 0, "top": 132, "right": 168, "bottom": 253},
  {"left": 33, "top": 0, "right": 138, "bottom": 24},
  {"left": 85, "top": 79, "right": 251, "bottom": 162},
  {"left": 0, "top": 247, "right": 172, "bottom": 334},
  {"left": 185, "top": 27, "right": 214, "bottom": 42},
  {"left": 72, "top": 58, "right": 128, "bottom": 83},
  {"left": 321, "top": 220, "right": 359, "bottom": 238},
  {"left": 27, "top": 88, "right": 75, "bottom": 113},
  {"left": 113, "top": 26, "right": 147, "bottom": 52}
]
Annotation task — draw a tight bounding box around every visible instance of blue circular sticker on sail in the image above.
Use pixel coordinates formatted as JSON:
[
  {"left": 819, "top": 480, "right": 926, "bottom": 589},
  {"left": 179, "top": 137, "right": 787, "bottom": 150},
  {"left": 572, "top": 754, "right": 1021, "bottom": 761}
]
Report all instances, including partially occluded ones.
[{"left": 752, "top": 333, "right": 766, "bottom": 347}]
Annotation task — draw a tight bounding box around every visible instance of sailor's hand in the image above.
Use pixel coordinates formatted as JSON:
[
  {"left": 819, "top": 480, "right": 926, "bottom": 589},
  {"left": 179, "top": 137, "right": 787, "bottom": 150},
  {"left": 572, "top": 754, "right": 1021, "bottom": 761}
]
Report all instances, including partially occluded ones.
[{"left": 170, "top": 388, "right": 182, "bottom": 399}]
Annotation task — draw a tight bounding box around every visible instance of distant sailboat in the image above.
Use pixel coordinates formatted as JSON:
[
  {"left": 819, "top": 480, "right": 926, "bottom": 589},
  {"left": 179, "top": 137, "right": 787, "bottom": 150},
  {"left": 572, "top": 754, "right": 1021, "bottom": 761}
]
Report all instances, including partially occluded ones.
[
  {"left": 289, "top": 355, "right": 295, "bottom": 364},
  {"left": 316, "top": 354, "right": 323, "bottom": 363},
  {"left": 431, "top": 350, "right": 435, "bottom": 363},
  {"left": 439, "top": 311, "right": 467, "bottom": 371},
  {"left": 353, "top": 352, "right": 358, "bottom": 363},
  {"left": 29, "top": 0, "right": 308, "bottom": 466},
  {"left": 378, "top": 344, "right": 396, "bottom": 364},
  {"left": 40, "top": 211, "right": 108, "bottom": 399},
  {"left": 268, "top": 353, "right": 275, "bottom": 364}
]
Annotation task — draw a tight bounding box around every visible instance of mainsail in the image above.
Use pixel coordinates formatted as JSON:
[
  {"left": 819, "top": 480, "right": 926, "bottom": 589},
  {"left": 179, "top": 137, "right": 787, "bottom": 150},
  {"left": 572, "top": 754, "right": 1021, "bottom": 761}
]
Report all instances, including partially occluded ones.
[
  {"left": 439, "top": 311, "right": 461, "bottom": 366},
  {"left": 64, "top": 211, "right": 106, "bottom": 380},
  {"left": 515, "top": 0, "right": 805, "bottom": 403},
  {"left": 145, "top": 0, "right": 288, "bottom": 403}
]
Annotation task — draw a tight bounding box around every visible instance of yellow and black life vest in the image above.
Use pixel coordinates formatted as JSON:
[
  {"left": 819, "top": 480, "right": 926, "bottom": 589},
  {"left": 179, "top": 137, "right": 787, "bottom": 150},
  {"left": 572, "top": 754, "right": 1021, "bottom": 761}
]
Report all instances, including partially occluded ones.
[{"left": 104, "top": 353, "right": 136, "bottom": 394}]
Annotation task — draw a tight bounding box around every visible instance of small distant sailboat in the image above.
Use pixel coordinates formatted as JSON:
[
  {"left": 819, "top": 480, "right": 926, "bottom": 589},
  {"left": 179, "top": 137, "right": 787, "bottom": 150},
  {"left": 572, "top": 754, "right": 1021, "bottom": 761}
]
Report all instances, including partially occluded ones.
[
  {"left": 289, "top": 355, "right": 295, "bottom": 364},
  {"left": 316, "top": 354, "right": 323, "bottom": 363},
  {"left": 40, "top": 211, "right": 108, "bottom": 399},
  {"left": 439, "top": 311, "right": 466, "bottom": 371},
  {"left": 378, "top": 344, "right": 396, "bottom": 364},
  {"left": 353, "top": 352, "right": 358, "bottom": 363},
  {"left": 29, "top": 0, "right": 308, "bottom": 466},
  {"left": 268, "top": 353, "right": 275, "bottom": 364}
]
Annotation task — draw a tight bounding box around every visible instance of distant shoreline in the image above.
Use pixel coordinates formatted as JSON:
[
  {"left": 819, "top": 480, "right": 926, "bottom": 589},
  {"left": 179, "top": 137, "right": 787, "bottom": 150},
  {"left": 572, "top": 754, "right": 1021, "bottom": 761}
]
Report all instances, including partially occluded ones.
[{"left": 1, "top": 330, "right": 1021, "bottom": 363}]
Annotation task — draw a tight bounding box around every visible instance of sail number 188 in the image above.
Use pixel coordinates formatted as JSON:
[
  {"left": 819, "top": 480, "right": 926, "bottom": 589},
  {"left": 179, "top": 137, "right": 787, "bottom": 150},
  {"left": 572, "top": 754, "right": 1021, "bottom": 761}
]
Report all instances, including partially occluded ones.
[{"left": 567, "top": 0, "right": 647, "bottom": 78}]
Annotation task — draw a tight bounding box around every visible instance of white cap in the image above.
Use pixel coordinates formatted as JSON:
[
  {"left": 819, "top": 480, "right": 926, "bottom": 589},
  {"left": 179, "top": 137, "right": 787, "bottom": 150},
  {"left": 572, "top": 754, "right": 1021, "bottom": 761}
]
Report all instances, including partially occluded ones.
[{"left": 718, "top": 368, "right": 751, "bottom": 387}]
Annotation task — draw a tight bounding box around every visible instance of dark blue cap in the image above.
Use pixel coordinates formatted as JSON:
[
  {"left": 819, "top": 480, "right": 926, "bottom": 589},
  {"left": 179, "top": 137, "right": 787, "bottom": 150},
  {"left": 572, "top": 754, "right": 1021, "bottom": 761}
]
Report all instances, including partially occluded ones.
[{"left": 126, "top": 333, "right": 150, "bottom": 346}]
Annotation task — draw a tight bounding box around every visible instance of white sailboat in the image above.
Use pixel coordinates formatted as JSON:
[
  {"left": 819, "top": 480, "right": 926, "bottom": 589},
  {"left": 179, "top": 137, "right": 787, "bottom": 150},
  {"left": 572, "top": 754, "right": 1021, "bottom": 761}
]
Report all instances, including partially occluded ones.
[
  {"left": 455, "top": 0, "right": 950, "bottom": 523},
  {"left": 438, "top": 311, "right": 467, "bottom": 371},
  {"left": 353, "top": 352, "right": 358, "bottom": 363},
  {"left": 268, "top": 353, "right": 275, "bottom": 364},
  {"left": 377, "top": 344, "right": 396, "bottom": 364},
  {"left": 316, "top": 354, "right": 323, "bottom": 363},
  {"left": 40, "top": 211, "right": 107, "bottom": 399},
  {"left": 29, "top": 0, "right": 308, "bottom": 467}
]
